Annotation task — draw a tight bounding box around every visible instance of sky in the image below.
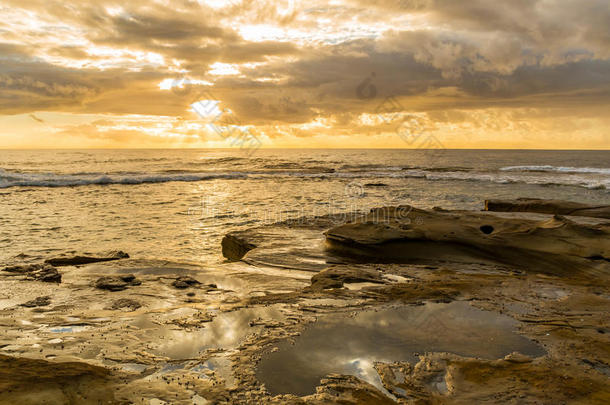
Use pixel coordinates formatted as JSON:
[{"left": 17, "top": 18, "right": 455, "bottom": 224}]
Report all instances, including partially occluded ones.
[{"left": 0, "top": 0, "right": 609, "bottom": 149}]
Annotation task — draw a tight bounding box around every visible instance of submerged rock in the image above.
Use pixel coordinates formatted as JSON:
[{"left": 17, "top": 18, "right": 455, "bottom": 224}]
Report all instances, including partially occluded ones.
[
  {"left": 94, "top": 274, "right": 141, "bottom": 291},
  {"left": 485, "top": 198, "right": 610, "bottom": 219},
  {"left": 45, "top": 251, "right": 129, "bottom": 266}
]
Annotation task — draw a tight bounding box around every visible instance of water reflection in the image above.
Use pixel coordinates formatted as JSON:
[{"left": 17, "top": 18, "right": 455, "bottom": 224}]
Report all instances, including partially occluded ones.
[
  {"left": 256, "top": 301, "right": 545, "bottom": 396},
  {"left": 138, "top": 306, "right": 285, "bottom": 359}
]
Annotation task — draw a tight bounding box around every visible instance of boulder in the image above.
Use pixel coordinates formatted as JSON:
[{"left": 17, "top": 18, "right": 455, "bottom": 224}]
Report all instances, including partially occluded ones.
[{"left": 221, "top": 234, "right": 257, "bottom": 261}]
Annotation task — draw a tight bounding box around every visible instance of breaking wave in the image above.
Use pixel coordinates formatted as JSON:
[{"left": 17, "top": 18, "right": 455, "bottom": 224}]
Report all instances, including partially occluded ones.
[
  {"left": 500, "top": 165, "right": 610, "bottom": 175},
  {"left": 0, "top": 169, "right": 247, "bottom": 189},
  {"left": 1, "top": 165, "right": 607, "bottom": 190}
]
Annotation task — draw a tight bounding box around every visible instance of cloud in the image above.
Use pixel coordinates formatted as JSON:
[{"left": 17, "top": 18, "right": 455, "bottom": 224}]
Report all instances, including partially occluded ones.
[{"left": 0, "top": 0, "right": 609, "bottom": 148}]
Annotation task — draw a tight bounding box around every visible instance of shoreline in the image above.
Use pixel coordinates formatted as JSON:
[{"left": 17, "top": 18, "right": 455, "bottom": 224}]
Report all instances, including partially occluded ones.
[{"left": 1, "top": 199, "right": 609, "bottom": 404}]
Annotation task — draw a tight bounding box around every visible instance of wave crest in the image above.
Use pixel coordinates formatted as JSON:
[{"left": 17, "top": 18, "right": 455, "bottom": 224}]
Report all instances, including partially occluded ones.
[
  {"left": 0, "top": 169, "right": 246, "bottom": 189},
  {"left": 500, "top": 165, "right": 610, "bottom": 175}
]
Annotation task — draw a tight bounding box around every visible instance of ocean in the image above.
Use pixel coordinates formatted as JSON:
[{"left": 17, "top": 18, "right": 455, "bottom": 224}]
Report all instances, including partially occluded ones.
[{"left": 1, "top": 149, "right": 608, "bottom": 264}]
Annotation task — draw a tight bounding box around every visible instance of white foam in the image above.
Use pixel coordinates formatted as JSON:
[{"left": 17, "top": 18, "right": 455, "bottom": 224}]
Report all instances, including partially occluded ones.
[
  {"left": 500, "top": 165, "right": 610, "bottom": 175},
  {"left": 0, "top": 169, "right": 246, "bottom": 189},
  {"left": 397, "top": 169, "right": 608, "bottom": 190},
  {"left": 1, "top": 167, "right": 608, "bottom": 191}
]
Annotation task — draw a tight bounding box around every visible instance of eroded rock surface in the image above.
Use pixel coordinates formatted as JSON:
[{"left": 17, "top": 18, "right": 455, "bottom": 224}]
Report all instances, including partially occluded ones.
[
  {"left": 2, "top": 263, "right": 61, "bottom": 283},
  {"left": 0, "top": 354, "right": 118, "bottom": 405},
  {"left": 325, "top": 206, "right": 610, "bottom": 275},
  {"left": 0, "top": 204, "right": 608, "bottom": 404},
  {"left": 221, "top": 214, "right": 360, "bottom": 271}
]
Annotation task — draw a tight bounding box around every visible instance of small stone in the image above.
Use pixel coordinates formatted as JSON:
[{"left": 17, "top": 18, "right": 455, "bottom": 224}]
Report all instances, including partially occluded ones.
[
  {"left": 31, "top": 266, "right": 62, "bottom": 283},
  {"left": 94, "top": 274, "right": 140, "bottom": 291},
  {"left": 21, "top": 296, "right": 52, "bottom": 308},
  {"left": 2, "top": 263, "right": 62, "bottom": 283},
  {"left": 172, "top": 276, "right": 202, "bottom": 289},
  {"left": 109, "top": 298, "right": 142, "bottom": 311},
  {"left": 504, "top": 352, "right": 533, "bottom": 363}
]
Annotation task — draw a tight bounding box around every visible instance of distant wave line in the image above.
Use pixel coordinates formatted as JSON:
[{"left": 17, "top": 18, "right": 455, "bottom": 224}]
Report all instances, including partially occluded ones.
[{"left": 0, "top": 168, "right": 606, "bottom": 190}]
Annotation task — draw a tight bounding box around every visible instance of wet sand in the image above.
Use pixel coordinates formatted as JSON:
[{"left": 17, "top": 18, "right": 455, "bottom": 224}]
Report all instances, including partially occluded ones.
[{"left": 1, "top": 200, "right": 609, "bottom": 404}]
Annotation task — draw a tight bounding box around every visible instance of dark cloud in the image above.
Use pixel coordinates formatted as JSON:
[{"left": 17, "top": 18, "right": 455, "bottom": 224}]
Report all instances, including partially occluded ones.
[{"left": 0, "top": 0, "right": 609, "bottom": 143}]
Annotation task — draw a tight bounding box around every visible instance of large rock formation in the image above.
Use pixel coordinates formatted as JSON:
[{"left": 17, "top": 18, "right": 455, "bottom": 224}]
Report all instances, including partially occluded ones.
[
  {"left": 485, "top": 198, "right": 610, "bottom": 219},
  {"left": 325, "top": 206, "right": 610, "bottom": 275}
]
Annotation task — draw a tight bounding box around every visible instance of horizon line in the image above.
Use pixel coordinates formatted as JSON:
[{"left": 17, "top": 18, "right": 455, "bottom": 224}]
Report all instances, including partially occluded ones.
[{"left": 1, "top": 147, "right": 609, "bottom": 151}]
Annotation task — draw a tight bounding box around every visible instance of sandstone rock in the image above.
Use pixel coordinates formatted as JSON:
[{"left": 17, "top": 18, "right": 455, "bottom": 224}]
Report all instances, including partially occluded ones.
[
  {"left": 303, "top": 374, "right": 396, "bottom": 405},
  {"left": 325, "top": 205, "right": 610, "bottom": 274},
  {"left": 0, "top": 354, "right": 115, "bottom": 404},
  {"left": 108, "top": 298, "right": 142, "bottom": 311},
  {"left": 171, "top": 276, "right": 202, "bottom": 289},
  {"left": 309, "top": 266, "right": 383, "bottom": 291},
  {"left": 485, "top": 198, "right": 610, "bottom": 219},
  {"left": 30, "top": 266, "right": 62, "bottom": 283},
  {"left": 221, "top": 214, "right": 352, "bottom": 270},
  {"left": 21, "top": 296, "right": 51, "bottom": 308},
  {"left": 45, "top": 251, "right": 129, "bottom": 266},
  {"left": 221, "top": 234, "right": 257, "bottom": 261},
  {"left": 2, "top": 263, "right": 61, "bottom": 283},
  {"left": 94, "top": 274, "right": 141, "bottom": 291}
]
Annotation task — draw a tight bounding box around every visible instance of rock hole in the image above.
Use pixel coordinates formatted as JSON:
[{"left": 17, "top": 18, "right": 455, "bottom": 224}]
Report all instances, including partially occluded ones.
[
  {"left": 588, "top": 255, "right": 610, "bottom": 262},
  {"left": 480, "top": 225, "right": 494, "bottom": 234}
]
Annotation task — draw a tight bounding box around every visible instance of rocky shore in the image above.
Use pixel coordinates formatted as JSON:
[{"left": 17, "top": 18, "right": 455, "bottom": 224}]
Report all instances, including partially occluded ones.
[{"left": 1, "top": 199, "right": 609, "bottom": 404}]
